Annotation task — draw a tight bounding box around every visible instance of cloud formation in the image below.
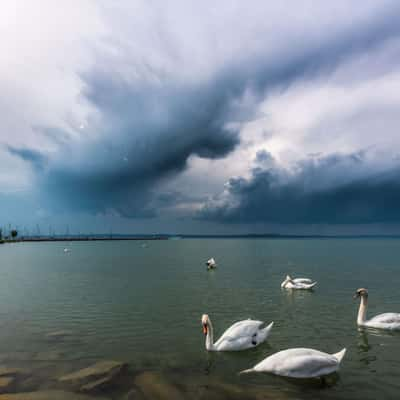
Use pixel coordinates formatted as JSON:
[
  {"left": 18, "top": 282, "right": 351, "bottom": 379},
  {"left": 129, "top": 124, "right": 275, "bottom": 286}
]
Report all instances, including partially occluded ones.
[
  {"left": 199, "top": 151, "right": 400, "bottom": 224},
  {"left": 3, "top": 1, "right": 400, "bottom": 230},
  {"left": 6, "top": 146, "right": 47, "bottom": 171}
]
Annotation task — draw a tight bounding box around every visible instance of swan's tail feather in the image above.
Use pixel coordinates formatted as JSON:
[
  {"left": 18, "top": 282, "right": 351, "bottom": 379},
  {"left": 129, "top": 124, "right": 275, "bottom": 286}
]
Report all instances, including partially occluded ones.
[
  {"left": 308, "top": 282, "right": 317, "bottom": 289},
  {"left": 239, "top": 368, "right": 254, "bottom": 375},
  {"left": 333, "top": 348, "right": 347, "bottom": 363},
  {"left": 264, "top": 321, "right": 274, "bottom": 333},
  {"left": 259, "top": 321, "right": 274, "bottom": 342}
]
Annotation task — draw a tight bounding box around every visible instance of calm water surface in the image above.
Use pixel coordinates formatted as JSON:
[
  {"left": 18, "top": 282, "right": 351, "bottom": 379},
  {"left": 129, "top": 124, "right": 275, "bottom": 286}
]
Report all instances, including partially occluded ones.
[{"left": 0, "top": 238, "right": 400, "bottom": 399}]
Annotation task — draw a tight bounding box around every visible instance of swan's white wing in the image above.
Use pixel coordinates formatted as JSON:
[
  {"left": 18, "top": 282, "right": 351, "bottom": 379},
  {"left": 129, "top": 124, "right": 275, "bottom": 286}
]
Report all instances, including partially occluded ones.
[
  {"left": 286, "top": 281, "right": 316, "bottom": 290},
  {"left": 253, "top": 348, "right": 340, "bottom": 378},
  {"left": 301, "top": 281, "right": 317, "bottom": 289},
  {"left": 214, "top": 320, "right": 264, "bottom": 350},
  {"left": 293, "top": 278, "right": 312, "bottom": 284},
  {"left": 368, "top": 313, "right": 400, "bottom": 324},
  {"left": 365, "top": 313, "right": 400, "bottom": 329},
  {"left": 218, "top": 319, "right": 263, "bottom": 339},
  {"left": 215, "top": 335, "right": 255, "bottom": 351}
]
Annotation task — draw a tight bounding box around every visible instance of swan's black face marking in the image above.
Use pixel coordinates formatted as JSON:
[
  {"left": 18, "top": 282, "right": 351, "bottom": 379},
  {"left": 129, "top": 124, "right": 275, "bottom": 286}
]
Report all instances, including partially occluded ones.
[
  {"left": 354, "top": 288, "right": 368, "bottom": 298},
  {"left": 252, "top": 333, "right": 257, "bottom": 345}
]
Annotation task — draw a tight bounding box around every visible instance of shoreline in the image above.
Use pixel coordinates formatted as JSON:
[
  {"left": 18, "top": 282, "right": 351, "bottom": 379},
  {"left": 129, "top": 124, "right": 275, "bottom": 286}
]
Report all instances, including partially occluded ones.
[
  {"left": 0, "top": 236, "right": 168, "bottom": 244},
  {"left": 2, "top": 234, "right": 400, "bottom": 244}
]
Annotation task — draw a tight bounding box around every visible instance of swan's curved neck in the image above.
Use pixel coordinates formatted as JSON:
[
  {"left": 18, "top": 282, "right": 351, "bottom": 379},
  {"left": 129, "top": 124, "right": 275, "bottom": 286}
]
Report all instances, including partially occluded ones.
[
  {"left": 357, "top": 295, "right": 368, "bottom": 325},
  {"left": 205, "top": 319, "right": 216, "bottom": 351}
]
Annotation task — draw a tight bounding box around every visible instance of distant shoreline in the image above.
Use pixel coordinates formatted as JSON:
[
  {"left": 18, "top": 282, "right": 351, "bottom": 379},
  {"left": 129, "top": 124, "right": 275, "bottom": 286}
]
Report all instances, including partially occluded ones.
[
  {"left": 0, "top": 236, "right": 168, "bottom": 243},
  {"left": 2, "top": 234, "right": 400, "bottom": 244}
]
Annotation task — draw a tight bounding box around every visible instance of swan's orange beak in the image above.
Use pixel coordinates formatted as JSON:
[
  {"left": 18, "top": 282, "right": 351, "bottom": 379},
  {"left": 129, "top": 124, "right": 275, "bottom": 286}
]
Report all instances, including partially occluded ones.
[{"left": 202, "top": 324, "right": 208, "bottom": 335}]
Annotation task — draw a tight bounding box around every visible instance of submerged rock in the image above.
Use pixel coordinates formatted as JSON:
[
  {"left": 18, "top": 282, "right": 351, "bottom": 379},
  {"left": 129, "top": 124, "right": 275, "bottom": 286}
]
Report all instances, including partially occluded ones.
[
  {"left": 58, "top": 360, "right": 127, "bottom": 393},
  {"left": 134, "top": 371, "right": 185, "bottom": 400},
  {"left": 16, "top": 362, "right": 76, "bottom": 393},
  {"left": 0, "top": 366, "right": 31, "bottom": 393},
  {"left": 0, "top": 390, "right": 110, "bottom": 399},
  {"left": 0, "top": 368, "right": 27, "bottom": 378},
  {"left": 45, "top": 330, "right": 73, "bottom": 340},
  {"left": 0, "top": 377, "right": 14, "bottom": 393},
  {"left": 58, "top": 360, "right": 126, "bottom": 384},
  {"left": 80, "top": 375, "right": 115, "bottom": 393}
]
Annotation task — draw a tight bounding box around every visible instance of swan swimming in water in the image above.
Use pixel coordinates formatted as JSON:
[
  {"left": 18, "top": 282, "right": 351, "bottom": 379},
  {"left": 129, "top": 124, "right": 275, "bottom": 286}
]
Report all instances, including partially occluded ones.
[
  {"left": 281, "top": 275, "right": 312, "bottom": 287},
  {"left": 240, "top": 347, "right": 346, "bottom": 378},
  {"left": 354, "top": 288, "right": 400, "bottom": 330},
  {"left": 281, "top": 275, "right": 317, "bottom": 290},
  {"left": 206, "top": 258, "right": 217, "bottom": 269},
  {"left": 201, "top": 314, "right": 273, "bottom": 351}
]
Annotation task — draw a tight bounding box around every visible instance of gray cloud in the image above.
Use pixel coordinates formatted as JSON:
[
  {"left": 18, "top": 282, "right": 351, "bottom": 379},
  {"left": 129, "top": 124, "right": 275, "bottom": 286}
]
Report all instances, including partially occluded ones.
[
  {"left": 199, "top": 151, "right": 400, "bottom": 224},
  {"left": 6, "top": 146, "right": 47, "bottom": 171},
  {"left": 33, "top": 67, "right": 246, "bottom": 217},
  {"left": 254, "top": 149, "right": 275, "bottom": 167}
]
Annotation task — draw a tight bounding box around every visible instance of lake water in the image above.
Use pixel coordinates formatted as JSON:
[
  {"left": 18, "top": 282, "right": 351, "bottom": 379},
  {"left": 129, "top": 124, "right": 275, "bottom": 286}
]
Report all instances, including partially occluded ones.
[{"left": 0, "top": 238, "right": 400, "bottom": 399}]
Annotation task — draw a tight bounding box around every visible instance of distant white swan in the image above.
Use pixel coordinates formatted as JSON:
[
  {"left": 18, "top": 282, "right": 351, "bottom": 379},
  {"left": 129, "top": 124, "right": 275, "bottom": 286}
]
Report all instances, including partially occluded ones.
[
  {"left": 354, "top": 288, "right": 400, "bottom": 330},
  {"left": 281, "top": 275, "right": 313, "bottom": 287},
  {"left": 201, "top": 314, "right": 273, "bottom": 351},
  {"left": 281, "top": 275, "right": 316, "bottom": 290},
  {"left": 206, "top": 258, "right": 217, "bottom": 269},
  {"left": 63, "top": 248, "right": 70, "bottom": 253},
  {"left": 240, "top": 347, "right": 346, "bottom": 378}
]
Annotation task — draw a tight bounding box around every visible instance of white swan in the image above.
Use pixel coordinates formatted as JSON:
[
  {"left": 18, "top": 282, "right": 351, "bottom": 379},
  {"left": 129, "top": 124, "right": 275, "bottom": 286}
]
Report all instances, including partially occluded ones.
[
  {"left": 201, "top": 314, "right": 273, "bottom": 351},
  {"left": 240, "top": 348, "right": 346, "bottom": 378},
  {"left": 354, "top": 288, "right": 400, "bottom": 330},
  {"left": 281, "top": 275, "right": 312, "bottom": 288},
  {"left": 206, "top": 258, "right": 217, "bottom": 269},
  {"left": 281, "top": 275, "right": 317, "bottom": 290}
]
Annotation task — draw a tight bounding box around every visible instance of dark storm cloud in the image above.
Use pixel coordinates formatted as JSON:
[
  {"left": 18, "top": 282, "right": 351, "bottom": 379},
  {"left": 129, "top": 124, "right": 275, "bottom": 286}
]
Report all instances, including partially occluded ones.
[
  {"left": 254, "top": 149, "right": 275, "bottom": 167},
  {"left": 232, "top": 4, "right": 400, "bottom": 100},
  {"left": 6, "top": 145, "right": 47, "bottom": 171},
  {"left": 34, "top": 68, "right": 245, "bottom": 217},
  {"left": 200, "top": 152, "right": 400, "bottom": 224},
  {"left": 7, "top": 1, "right": 400, "bottom": 219}
]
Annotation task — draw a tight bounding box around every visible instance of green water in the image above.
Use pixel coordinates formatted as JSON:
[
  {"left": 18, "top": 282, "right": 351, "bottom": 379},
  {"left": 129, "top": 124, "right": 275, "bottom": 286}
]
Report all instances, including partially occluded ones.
[{"left": 0, "top": 238, "right": 400, "bottom": 399}]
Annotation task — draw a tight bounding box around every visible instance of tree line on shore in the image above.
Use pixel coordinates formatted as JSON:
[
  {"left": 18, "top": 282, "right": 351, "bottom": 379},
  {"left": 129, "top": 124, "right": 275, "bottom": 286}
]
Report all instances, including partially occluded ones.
[{"left": 0, "top": 228, "right": 18, "bottom": 243}]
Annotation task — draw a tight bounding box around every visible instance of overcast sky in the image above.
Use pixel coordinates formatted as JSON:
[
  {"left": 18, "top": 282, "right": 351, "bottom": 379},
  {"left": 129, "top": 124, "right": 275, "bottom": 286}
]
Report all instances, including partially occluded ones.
[{"left": 2, "top": 1, "right": 400, "bottom": 235}]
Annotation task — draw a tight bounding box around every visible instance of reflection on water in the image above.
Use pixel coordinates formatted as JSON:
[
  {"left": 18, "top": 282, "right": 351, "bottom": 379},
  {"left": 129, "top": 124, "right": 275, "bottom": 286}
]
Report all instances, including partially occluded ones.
[
  {"left": 0, "top": 238, "right": 400, "bottom": 399},
  {"left": 358, "top": 325, "right": 400, "bottom": 339},
  {"left": 357, "top": 329, "right": 377, "bottom": 367},
  {"left": 356, "top": 326, "right": 400, "bottom": 370},
  {"left": 357, "top": 329, "right": 372, "bottom": 352},
  {"left": 281, "top": 287, "right": 316, "bottom": 300}
]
